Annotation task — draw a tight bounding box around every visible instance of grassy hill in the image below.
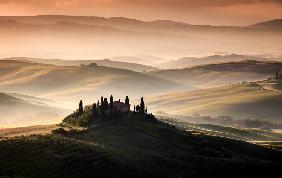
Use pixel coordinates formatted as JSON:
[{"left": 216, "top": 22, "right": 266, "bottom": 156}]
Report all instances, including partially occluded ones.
[
  {"left": 0, "top": 125, "right": 57, "bottom": 137},
  {"left": 4, "top": 57, "right": 159, "bottom": 72},
  {"left": 158, "top": 116, "right": 282, "bottom": 142},
  {"left": 257, "top": 78, "right": 282, "bottom": 91},
  {"left": 0, "top": 60, "right": 187, "bottom": 104},
  {"left": 149, "top": 60, "right": 282, "bottom": 88},
  {"left": 251, "top": 19, "right": 282, "bottom": 29},
  {"left": 155, "top": 54, "right": 280, "bottom": 69},
  {"left": 0, "top": 114, "right": 282, "bottom": 178},
  {"left": 147, "top": 82, "right": 282, "bottom": 121},
  {"left": 0, "top": 93, "right": 69, "bottom": 127}
]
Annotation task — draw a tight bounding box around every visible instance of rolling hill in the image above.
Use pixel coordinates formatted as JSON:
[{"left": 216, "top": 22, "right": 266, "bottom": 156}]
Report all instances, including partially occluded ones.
[
  {"left": 147, "top": 81, "right": 282, "bottom": 122},
  {"left": 3, "top": 57, "right": 159, "bottom": 72},
  {"left": 156, "top": 54, "right": 280, "bottom": 69},
  {"left": 0, "top": 60, "right": 188, "bottom": 105},
  {"left": 0, "top": 125, "right": 57, "bottom": 137},
  {"left": 110, "top": 55, "right": 166, "bottom": 66},
  {"left": 251, "top": 19, "right": 282, "bottom": 29},
  {"left": 0, "top": 93, "right": 69, "bottom": 127},
  {"left": 158, "top": 116, "right": 282, "bottom": 142},
  {"left": 149, "top": 60, "right": 282, "bottom": 88},
  {"left": 0, "top": 114, "right": 281, "bottom": 178},
  {"left": 0, "top": 16, "right": 281, "bottom": 60}
]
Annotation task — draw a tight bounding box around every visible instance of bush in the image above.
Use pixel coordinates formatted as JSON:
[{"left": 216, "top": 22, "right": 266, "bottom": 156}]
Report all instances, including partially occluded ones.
[
  {"left": 51, "top": 128, "right": 67, "bottom": 135},
  {"left": 62, "top": 106, "right": 94, "bottom": 127}
]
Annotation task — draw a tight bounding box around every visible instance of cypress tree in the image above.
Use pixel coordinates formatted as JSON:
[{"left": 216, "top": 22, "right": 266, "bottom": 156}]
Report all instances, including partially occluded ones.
[
  {"left": 100, "top": 97, "right": 105, "bottom": 118},
  {"left": 92, "top": 103, "right": 97, "bottom": 115},
  {"left": 110, "top": 95, "right": 114, "bottom": 114},
  {"left": 104, "top": 98, "right": 109, "bottom": 110},
  {"left": 125, "top": 96, "right": 129, "bottom": 105},
  {"left": 140, "top": 97, "right": 145, "bottom": 113},
  {"left": 97, "top": 100, "right": 100, "bottom": 115},
  {"left": 136, "top": 105, "right": 140, "bottom": 112},
  {"left": 79, "top": 100, "right": 83, "bottom": 115},
  {"left": 101, "top": 96, "right": 104, "bottom": 105}
]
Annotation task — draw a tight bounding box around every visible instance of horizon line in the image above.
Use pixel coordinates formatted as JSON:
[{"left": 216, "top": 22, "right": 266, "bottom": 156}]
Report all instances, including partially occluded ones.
[{"left": 0, "top": 14, "right": 280, "bottom": 27}]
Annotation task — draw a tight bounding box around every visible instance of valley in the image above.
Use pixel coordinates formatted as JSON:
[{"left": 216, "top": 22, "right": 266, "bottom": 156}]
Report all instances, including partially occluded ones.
[
  {"left": 0, "top": 3, "right": 282, "bottom": 178},
  {"left": 2, "top": 59, "right": 282, "bottom": 127}
]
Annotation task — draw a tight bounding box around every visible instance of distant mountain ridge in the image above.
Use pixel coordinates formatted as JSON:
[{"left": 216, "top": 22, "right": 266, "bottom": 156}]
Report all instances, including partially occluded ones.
[
  {"left": 1, "top": 15, "right": 281, "bottom": 29},
  {"left": 156, "top": 54, "right": 280, "bottom": 69},
  {"left": 0, "top": 15, "right": 281, "bottom": 59},
  {"left": 2, "top": 57, "right": 159, "bottom": 72},
  {"left": 251, "top": 19, "right": 282, "bottom": 29}
]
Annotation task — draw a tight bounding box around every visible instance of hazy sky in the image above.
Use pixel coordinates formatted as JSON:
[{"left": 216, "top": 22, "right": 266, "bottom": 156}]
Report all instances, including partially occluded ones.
[{"left": 0, "top": 0, "right": 282, "bottom": 25}]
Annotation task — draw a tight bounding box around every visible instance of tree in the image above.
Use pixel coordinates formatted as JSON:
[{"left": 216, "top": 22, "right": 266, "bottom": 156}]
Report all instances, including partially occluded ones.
[
  {"left": 100, "top": 97, "right": 105, "bottom": 118},
  {"left": 104, "top": 98, "right": 109, "bottom": 110},
  {"left": 101, "top": 96, "right": 104, "bottom": 105},
  {"left": 140, "top": 97, "right": 145, "bottom": 113},
  {"left": 136, "top": 105, "right": 140, "bottom": 112},
  {"left": 110, "top": 95, "right": 114, "bottom": 114},
  {"left": 79, "top": 100, "right": 83, "bottom": 115},
  {"left": 275, "top": 70, "right": 280, "bottom": 79},
  {"left": 92, "top": 103, "right": 97, "bottom": 116},
  {"left": 125, "top": 96, "right": 129, "bottom": 105}
]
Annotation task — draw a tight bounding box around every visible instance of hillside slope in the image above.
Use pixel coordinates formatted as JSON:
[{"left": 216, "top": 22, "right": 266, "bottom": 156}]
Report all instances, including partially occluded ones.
[
  {"left": 0, "top": 60, "right": 187, "bottom": 104},
  {"left": 0, "top": 115, "right": 281, "bottom": 178},
  {"left": 4, "top": 57, "right": 159, "bottom": 72},
  {"left": 150, "top": 60, "right": 282, "bottom": 87},
  {"left": 251, "top": 19, "right": 282, "bottom": 29},
  {"left": 0, "top": 93, "right": 69, "bottom": 127},
  {"left": 147, "top": 82, "right": 282, "bottom": 121},
  {"left": 156, "top": 54, "right": 280, "bottom": 69}
]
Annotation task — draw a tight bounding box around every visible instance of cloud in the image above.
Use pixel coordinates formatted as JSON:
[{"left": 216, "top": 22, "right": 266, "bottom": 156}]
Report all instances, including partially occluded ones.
[
  {"left": 0, "top": 0, "right": 282, "bottom": 8},
  {"left": 0, "top": 0, "right": 281, "bottom": 25}
]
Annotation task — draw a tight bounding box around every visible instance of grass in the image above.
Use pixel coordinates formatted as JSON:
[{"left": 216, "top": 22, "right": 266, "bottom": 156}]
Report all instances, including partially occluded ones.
[
  {"left": 0, "top": 114, "right": 282, "bottom": 178},
  {"left": 148, "top": 82, "right": 282, "bottom": 121},
  {"left": 0, "top": 125, "right": 57, "bottom": 137},
  {"left": 0, "top": 135, "right": 135, "bottom": 178},
  {"left": 158, "top": 117, "right": 282, "bottom": 141}
]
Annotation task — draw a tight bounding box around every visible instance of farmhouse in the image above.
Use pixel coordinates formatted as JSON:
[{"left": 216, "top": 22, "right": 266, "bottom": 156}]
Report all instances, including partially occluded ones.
[{"left": 113, "top": 100, "right": 130, "bottom": 113}]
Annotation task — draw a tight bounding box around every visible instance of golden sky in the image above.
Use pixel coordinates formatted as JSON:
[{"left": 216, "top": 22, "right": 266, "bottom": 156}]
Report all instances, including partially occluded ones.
[{"left": 0, "top": 0, "right": 282, "bottom": 25}]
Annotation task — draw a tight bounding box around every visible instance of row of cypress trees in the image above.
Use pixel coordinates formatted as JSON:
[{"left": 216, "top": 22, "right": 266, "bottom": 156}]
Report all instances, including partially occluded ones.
[
  {"left": 64, "top": 96, "right": 149, "bottom": 127},
  {"left": 78, "top": 96, "right": 147, "bottom": 118}
]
